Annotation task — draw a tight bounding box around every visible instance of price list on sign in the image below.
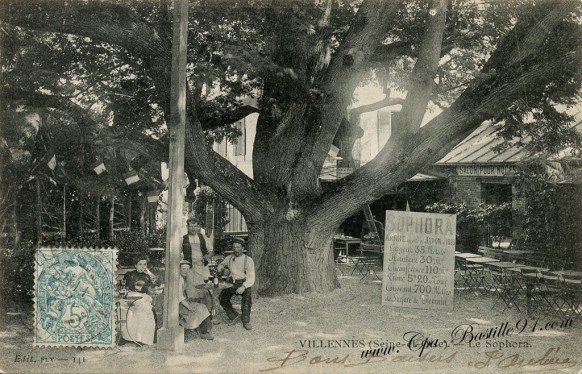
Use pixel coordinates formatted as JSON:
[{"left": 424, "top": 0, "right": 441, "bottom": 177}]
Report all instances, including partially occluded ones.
[{"left": 382, "top": 211, "right": 456, "bottom": 311}]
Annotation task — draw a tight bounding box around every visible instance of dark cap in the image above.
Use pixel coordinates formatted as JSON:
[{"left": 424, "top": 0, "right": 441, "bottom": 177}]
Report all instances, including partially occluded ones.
[{"left": 231, "top": 237, "right": 246, "bottom": 247}]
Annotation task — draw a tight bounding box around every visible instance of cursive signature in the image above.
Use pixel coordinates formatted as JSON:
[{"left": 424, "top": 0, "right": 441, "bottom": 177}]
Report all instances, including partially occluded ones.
[
  {"left": 259, "top": 349, "right": 395, "bottom": 372},
  {"left": 469, "top": 347, "right": 577, "bottom": 371},
  {"left": 259, "top": 349, "right": 459, "bottom": 372}
]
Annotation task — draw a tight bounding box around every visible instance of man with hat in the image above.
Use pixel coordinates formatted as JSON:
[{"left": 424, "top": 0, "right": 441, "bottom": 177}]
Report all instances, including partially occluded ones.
[
  {"left": 178, "top": 260, "right": 214, "bottom": 340},
  {"left": 217, "top": 237, "right": 255, "bottom": 330}
]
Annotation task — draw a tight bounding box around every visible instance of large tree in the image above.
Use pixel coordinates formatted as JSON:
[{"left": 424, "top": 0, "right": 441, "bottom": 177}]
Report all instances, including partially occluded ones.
[{"left": 2, "top": 0, "right": 581, "bottom": 296}]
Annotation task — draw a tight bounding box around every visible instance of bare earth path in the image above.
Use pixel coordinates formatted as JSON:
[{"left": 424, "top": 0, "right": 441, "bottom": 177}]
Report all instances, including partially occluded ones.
[{"left": 1, "top": 275, "right": 581, "bottom": 374}]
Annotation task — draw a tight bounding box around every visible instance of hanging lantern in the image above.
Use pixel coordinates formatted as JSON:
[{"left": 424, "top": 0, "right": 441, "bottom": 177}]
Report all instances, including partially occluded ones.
[
  {"left": 46, "top": 153, "right": 57, "bottom": 170},
  {"left": 91, "top": 159, "right": 106, "bottom": 175},
  {"left": 147, "top": 190, "right": 160, "bottom": 203},
  {"left": 123, "top": 170, "right": 140, "bottom": 185}
]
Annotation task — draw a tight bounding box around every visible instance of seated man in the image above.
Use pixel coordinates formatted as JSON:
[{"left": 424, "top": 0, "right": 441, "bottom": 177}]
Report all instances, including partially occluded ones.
[
  {"left": 217, "top": 238, "right": 255, "bottom": 330},
  {"left": 179, "top": 260, "right": 214, "bottom": 340}
]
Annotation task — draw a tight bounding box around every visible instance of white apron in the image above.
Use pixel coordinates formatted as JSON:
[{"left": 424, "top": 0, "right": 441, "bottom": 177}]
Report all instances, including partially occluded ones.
[{"left": 120, "top": 291, "right": 155, "bottom": 345}]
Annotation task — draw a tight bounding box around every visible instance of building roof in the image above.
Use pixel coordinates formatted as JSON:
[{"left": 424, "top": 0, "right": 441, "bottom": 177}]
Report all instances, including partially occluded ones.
[
  {"left": 436, "top": 120, "right": 582, "bottom": 165},
  {"left": 407, "top": 173, "right": 442, "bottom": 182},
  {"left": 436, "top": 121, "right": 528, "bottom": 165}
]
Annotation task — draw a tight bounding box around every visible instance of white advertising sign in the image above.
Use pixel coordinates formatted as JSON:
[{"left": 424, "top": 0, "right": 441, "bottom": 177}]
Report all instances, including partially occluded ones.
[{"left": 382, "top": 210, "right": 456, "bottom": 310}]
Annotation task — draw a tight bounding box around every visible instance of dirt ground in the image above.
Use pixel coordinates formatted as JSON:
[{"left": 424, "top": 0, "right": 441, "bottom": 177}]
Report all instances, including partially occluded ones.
[{"left": 1, "top": 268, "right": 581, "bottom": 374}]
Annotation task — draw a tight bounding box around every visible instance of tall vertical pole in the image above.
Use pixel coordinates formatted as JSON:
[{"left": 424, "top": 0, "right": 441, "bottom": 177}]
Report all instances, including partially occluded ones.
[
  {"left": 35, "top": 178, "right": 42, "bottom": 245},
  {"left": 109, "top": 197, "right": 115, "bottom": 240},
  {"left": 157, "top": 0, "right": 188, "bottom": 351},
  {"left": 62, "top": 185, "right": 66, "bottom": 243},
  {"left": 96, "top": 196, "right": 100, "bottom": 240}
]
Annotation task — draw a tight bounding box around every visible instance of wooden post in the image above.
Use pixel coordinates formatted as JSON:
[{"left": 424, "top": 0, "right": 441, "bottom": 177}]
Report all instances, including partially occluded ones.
[
  {"left": 140, "top": 194, "right": 146, "bottom": 235},
  {"left": 96, "top": 196, "right": 100, "bottom": 240},
  {"left": 109, "top": 197, "right": 115, "bottom": 240},
  {"left": 35, "top": 178, "right": 42, "bottom": 245},
  {"left": 79, "top": 195, "right": 84, "bottom": 236},
  {"left": 62, "top": 185, "right": 66, "bottom": 242},
  {"left": 157, "top": 0, "right": 188, "bottom": 351},
  {"left": 127, "top": 193, "right": 132, "bottom": 230}
]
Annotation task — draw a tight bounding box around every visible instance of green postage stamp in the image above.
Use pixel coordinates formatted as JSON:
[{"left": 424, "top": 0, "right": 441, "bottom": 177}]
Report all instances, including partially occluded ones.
[{"left": 34, "top": 247, "right": 117, "bottom": 347}]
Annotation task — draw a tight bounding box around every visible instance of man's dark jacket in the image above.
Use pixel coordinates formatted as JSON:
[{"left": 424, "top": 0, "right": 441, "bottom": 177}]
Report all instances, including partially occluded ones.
[{"left": 182, "top": 233, "right": 209, "bottom": 266}]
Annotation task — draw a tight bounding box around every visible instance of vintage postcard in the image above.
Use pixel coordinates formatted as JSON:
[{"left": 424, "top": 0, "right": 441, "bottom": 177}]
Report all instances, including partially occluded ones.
[{"left": 1, "top": 0, "right": 582, "bottom": 373}]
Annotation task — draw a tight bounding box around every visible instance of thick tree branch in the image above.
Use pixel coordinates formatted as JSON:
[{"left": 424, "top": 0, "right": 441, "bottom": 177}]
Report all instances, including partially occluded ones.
[
  {"left": 3, "top": 1, "right": 273, "bottom": 222},
  {"left": 396, "top": 0, "right": 448, "bottom": 135},
  {"left": 182, "top": 87, "right": 276, "bottom": 225},
  {"left": 350, "top": 96, "right": 405, "bottom": 118},
  {"left": 2, "top": 88, "right": 99, "bottom": 129},
  {"left": 3, "top": 0, "right": 168, "bottom": 57},
  {"left": 320, "top": 0, "right": 404, "bottom": 97},
  {"left": 277, "top": 0, "right": 405, "bottom": 200},
  {"left": 199, "top": 105, "right": 259, "bottom": 130},
  {"left": 370, "top": 41, "right": 413, "bottom": 63},
  {"left": 483, "top": 0, "right": 578, "bottom": 73},
  {"left": 307, "top": 0, "right": 581, "bottom": 229}
]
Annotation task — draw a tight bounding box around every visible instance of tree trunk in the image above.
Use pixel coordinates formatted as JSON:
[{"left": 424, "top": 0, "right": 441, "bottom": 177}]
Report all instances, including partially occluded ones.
[{"left": 255, "top": 214, "right": 340, "bottom": 297}]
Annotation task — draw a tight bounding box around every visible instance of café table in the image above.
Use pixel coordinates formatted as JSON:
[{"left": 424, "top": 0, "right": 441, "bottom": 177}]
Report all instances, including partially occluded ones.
[
  {"left": 486, "top": 263, "right": 525, "bottom": 312},
  {"left": 333, "top": 236, "right": 362, "bottom": 258},
  {"left": 487, "top": 261, "right": 525, "bottom": 270},
  {"left": 455, "top": 253, "right": 481, "bottom": 259},
  {"left": 195, "top": 282, "right": 234, "bottom": 320},
  {"left": 508, "top": 265, "right": 549, "bottom": 273},
  {"left": 554, "top": 270, "right": 582, "bottom": 278},
  {"left": 454, "top": 254, "right": 482, "bottom": 292},
  {"left": 506, "top": 266, "right": 552, "bottom": 317},
  {"left": 464, "top": 257, "right": 499, "bottom": 292},
  {"left": 454, "top": 253, "right": 482, "bottom": 275},
  {"left": 466, "top": 256, "right": 499, "bottom": 264},
  {"left": 350, "top": 246, "right": 383, "bottom": 282}
]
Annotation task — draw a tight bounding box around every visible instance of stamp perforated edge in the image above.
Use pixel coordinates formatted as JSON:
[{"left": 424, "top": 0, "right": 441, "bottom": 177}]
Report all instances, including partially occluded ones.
[{"left": 33, "top": 246, "right": 118, "bottom": 348}]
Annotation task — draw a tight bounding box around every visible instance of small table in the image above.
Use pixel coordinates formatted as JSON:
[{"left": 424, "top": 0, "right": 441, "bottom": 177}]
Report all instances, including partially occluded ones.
[
  {"left": 333, "top": 236, "right": 361, "bottom": 258},
  {"left": 487, "top": 263, "right": 525, "bottom": 313},
  {"left": 350, "top": 248, "right": 383, "bottom": 282},
  {"left": 488, "top": 262, "right": 525, "bottom": 270},
  {"left": 195, "top": 282, "right": 233, "bottom": 290},
  {"left": 195, "top": 282, "right": 234, "bottom": 320},
  {"left": 554, "top": 270, "right": 582, "bottom": 277},
  {"left": 508, "top": 265, "right": 548, "bottom": 273},
  {"left": 454, "top": 254, "right": 483, "bottom": 293},
  {"left": 455, "top": 253, "right": 482, "bottom": 259},
  {"left": 464, "top": 257, "right": 498, "bottom": 292},
  {"left": 466, "top": 256, "right": 499, "bottom": 264}
]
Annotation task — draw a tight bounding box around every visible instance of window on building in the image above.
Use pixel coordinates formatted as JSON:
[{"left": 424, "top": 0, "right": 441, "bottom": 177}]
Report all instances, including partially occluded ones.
[
  {"left": 377, "top": 109, "right": 392, "bottom": 149},
  {"left": 233, "top": 120, "right": 246, "bottom": 156},
  {"left": 217, "top": 139, "right": 227, "bottom": 157}
]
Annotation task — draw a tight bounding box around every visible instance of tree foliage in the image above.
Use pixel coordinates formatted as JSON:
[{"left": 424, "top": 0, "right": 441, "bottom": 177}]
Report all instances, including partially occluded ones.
[
  {"left": 514, "top": 158, "right": 582, "bottom": 266},
  {"left": 2, "top": 0, "right": 582, "bottom": 294}
]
